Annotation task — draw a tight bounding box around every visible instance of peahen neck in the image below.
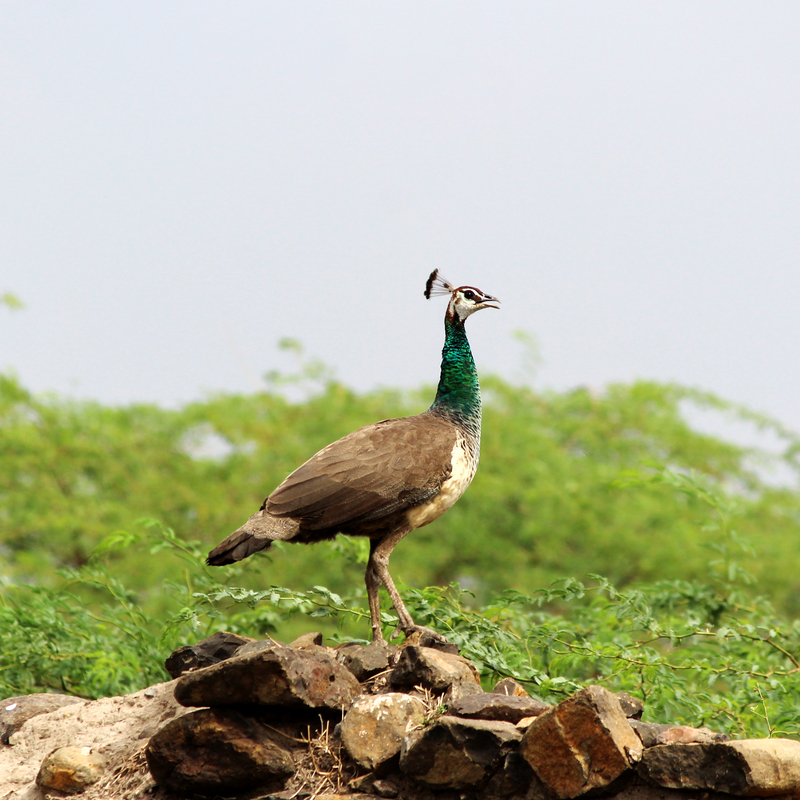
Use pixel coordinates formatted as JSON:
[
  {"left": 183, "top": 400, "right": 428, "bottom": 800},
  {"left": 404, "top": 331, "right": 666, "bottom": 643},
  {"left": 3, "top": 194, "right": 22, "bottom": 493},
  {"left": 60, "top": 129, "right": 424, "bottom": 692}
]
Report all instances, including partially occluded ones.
[{"left": 430, "top": 317, "right": 482, "bottom": 441}]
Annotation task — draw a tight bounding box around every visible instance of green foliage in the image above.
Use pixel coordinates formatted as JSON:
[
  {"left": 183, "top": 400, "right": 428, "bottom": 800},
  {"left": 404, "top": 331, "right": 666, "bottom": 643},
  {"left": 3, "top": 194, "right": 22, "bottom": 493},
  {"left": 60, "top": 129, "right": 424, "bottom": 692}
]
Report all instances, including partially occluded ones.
[
  {"left": 3, "top": 357, "right": 800, "bottom": 613},
  {"left": 3, "top": 517, "right": 800, "bottom": 739},
  {"left": 2, "top": 350, "right": 800, "bottom": 737}
]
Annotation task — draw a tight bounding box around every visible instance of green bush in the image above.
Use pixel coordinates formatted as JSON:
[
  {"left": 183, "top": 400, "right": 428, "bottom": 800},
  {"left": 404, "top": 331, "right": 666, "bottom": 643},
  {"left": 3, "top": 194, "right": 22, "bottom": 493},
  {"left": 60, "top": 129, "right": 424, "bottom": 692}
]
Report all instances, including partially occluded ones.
[{"left": 2, "top": 351, "right": 800, "bottom": 737}]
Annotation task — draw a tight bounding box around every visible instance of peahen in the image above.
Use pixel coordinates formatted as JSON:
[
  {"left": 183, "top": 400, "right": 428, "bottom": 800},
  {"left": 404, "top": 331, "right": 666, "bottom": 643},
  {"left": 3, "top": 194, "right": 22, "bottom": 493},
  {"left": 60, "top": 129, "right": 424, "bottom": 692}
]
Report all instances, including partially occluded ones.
[{"left": 206, "top": 270, "right": 500, "bottom": 642}]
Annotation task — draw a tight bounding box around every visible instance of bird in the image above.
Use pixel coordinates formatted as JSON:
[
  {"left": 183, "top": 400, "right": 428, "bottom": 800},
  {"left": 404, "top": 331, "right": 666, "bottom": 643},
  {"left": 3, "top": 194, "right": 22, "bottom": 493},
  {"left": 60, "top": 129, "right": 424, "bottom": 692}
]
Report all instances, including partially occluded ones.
[{"left": 206, "top": 270, "right": 500, "bottom": 642}]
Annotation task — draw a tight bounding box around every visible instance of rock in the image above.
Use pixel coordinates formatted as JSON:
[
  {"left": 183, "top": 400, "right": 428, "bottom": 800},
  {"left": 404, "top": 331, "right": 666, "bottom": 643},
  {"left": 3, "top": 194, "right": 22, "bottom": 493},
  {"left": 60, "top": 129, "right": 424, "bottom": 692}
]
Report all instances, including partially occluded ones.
[
  {"left": 174, "top": 641, "right": 361, "bottom": 712},
  {"left": 336, "top": 641, "right": 395, "bottom": 681},
  {"left": 401, "top": 627, "right": 460, "bottom": 654},
  {"left": 639, "top": 738, "right": 800, "bottom": 795},
  {"left": 400, "top": 715, "right": 521, "bottom": 788},
  {"left": 290, "top": 631, "right": 324, "bottom": 648},
  {"left": 341, "top": 693, "right": 426, "bottom": 771},
  {"left": 313, "top": 795, "right": 384, "bottom": 800},
  {"left": 616, "top": 691, "right": 644, "bottom": 719},
  {"left": 630, "top": 720, "right": 729, "bottom": 748},
  {"left": 146, "top": 707, "right": 295, "bottom": 793},
  {"left": 656, "top": 724, "right": 729, "bottom": 745},
  {"left": 449, "top": 692, "right": 549, "bottom": 724},
  {"left": 1, "top": 694, "right": 84, "bottom": 745},
  {"left": 0, "top": 680, "right": 188, "bottom": 799},
  {"left": 389, "top": 645, "right": 479, "bottom": 693},
  {"left": 629, "top": 720, "right": 676, "bottom": 748},
  {"left": 443, "top": 679, "right": 484, "bottom": 704},
  {"left": 371, "top": 777, "right": 400, "bottom": 797},
  {"left": 164, "top": 630, "right": 253, "bottom": 678},
  {"left": 492, "top": 677, "right": 530, "bottom": 697},
  {"left": 520, "top": 684, "right": 643, "bottom": 798},
  {"left": 36, "top": 745, "right": 106, "bottom": 794},
  {"left": 349, "top": 774, "right": 400, "bottom": 798},
  {"left": 612, "top": 776, "right": 735, "bottom": 800},
  {"left": 484, "top": 751, "right": 548, "bottom": 799},
  {"left": 235, "top": 638, "right": 281, "bottom": 657}
]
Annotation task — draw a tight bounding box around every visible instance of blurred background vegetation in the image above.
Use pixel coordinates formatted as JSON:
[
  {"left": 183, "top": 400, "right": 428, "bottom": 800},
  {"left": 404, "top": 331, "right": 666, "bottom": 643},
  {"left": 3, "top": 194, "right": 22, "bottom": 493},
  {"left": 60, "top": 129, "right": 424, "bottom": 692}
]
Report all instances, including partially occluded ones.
[
  {"left": 3, "top": 341, "right": 800, "bottom": 615},
  {"left": 3, "top": 339, "right": 800, "bottom": 736}
]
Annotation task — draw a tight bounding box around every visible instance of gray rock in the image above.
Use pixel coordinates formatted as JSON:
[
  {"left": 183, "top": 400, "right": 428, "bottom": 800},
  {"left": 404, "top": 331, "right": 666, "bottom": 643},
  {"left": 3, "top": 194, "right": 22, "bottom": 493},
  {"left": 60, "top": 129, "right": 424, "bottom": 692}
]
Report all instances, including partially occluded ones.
[
  {"left": 0, "top": 694, "right": 84, "bottom": 745},
  {"left": 400, "top": 715, "right": 521, "bottom": 788},
  {"left": 640, "top": 738, "right": 800, "bottom": 795},
  {"left": 146, "top": 707, "right": 295, "bottom": 793},
  {"left": 341, "top": 693, "right": 426, "bottom": 771},
  {"left": 174, "top": 641, "right": 360, "bottom": 711},
  {"left": 36, "top": 745, "right": 106, "bottom": 794},
  {"left": 164, "top": 630, "right": 254, "bottom": 677},
  {"left": 449, "top": 692, "right": 549, "bottom": 724},
  {"left": 629, "top": 720, "right": 676, "bottom": 748},
  {"left": 336, "top": 641, "right": 395, "bottom": 681},
  {"left": 520, "top": 684, "right": 643, "bottom": 798},
  {"left": 617, "top": 691, "right": 644, "bottom": 719},
  {"left": 389, "top": 645, "right": 479, "bottom": 693},
  {"left": 443, "top": 679, "right": 484, "bottom": 704},
  {"left": 235, "top": 637, "right": 281, "bottom": 656}
]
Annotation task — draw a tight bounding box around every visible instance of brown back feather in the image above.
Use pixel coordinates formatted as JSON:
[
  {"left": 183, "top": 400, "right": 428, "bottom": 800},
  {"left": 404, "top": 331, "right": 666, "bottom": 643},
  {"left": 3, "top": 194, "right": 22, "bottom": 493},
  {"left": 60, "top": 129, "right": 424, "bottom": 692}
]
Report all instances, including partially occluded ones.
[{"left": 266, "top": 412, "right": 457, "bottom": 530}]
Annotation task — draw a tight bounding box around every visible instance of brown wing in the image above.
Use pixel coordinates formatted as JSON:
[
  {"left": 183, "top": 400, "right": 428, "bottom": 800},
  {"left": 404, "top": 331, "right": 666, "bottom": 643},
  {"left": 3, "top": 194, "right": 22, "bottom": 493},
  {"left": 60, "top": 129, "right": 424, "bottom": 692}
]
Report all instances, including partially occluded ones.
[{"left": 266, "top": 412, "right": 457, "bottom": 530}]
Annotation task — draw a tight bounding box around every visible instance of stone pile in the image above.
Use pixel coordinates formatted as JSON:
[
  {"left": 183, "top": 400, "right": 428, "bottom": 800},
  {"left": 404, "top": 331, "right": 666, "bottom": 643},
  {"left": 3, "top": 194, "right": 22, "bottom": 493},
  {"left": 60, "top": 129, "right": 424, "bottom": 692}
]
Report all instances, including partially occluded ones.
[
  {"left": 147, "top": 631, "right": 800, "bottom": 799},
  {"left": 3, "top": 629, "right": 800, "bottom": 800}
]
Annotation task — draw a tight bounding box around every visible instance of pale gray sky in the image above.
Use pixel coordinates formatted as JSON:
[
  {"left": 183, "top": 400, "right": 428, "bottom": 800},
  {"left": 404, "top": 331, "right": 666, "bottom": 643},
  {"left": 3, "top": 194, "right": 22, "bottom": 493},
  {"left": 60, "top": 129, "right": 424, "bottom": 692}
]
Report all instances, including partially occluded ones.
[{"left": 2, "top": 3, "right": 800, "bottom": 443}]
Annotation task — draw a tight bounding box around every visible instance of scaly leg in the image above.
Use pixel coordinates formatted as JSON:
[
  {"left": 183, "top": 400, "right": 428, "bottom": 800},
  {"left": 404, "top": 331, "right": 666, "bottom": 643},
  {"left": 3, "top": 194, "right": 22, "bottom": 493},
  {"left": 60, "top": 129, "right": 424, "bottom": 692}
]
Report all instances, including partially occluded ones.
[
  {"left": 366, "top": 529, "right": 421, "bottom": 639},
  {"left": 365, "top": 545, "right": 387, "bottom": 643}
]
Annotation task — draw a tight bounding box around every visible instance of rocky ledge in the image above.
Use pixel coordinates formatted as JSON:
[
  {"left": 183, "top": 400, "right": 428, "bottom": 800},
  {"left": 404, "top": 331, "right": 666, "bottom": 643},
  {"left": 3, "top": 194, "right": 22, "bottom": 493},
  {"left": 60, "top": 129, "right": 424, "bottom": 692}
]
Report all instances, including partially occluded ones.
[{"left": 2, "top": 630, "right": 800, "bottom": 800}]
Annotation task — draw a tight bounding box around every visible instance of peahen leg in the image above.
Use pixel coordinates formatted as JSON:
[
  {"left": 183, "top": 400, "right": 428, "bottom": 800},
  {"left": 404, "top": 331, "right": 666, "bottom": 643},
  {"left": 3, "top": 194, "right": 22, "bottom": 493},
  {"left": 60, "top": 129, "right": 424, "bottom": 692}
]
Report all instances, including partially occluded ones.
[{"left": 366, "top": 531, "right": 417, "bottom": 640}]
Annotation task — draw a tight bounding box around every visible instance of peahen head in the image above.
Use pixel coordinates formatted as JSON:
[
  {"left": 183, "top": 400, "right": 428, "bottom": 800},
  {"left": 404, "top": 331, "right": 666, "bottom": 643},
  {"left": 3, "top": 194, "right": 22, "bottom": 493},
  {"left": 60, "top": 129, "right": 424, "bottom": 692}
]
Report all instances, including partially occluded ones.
[{"left": 424, "top": 270, "right": 501, "bottom": 323}]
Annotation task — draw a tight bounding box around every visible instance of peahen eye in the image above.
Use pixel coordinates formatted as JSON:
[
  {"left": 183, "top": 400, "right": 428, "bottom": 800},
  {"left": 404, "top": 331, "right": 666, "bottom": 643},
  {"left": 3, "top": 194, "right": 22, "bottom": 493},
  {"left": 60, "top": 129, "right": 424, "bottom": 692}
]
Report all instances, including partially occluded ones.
[{"left": 463, "top": 290, "right": 475, "bottom": 300}]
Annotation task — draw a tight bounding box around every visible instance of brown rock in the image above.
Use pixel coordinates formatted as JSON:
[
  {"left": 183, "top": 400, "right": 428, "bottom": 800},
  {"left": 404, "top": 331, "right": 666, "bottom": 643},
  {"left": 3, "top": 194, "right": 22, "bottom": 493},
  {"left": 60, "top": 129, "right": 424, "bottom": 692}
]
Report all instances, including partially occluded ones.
[
  {"left": 290, "top": 631, "right": 324, "bottom": 648},
  {"left": 36, "top": 745, "right": 106, "bottom": 794},
  {"left": 389, "top": 645, "right": 479, "bottom": 693},
  {"left": 449, "top": 692, "right": 549, "bottom": 724},
  {"left": 520, "top": 685, "right": 643, "bottom": 798},
  {"left": 630, "top": 719, "right": 729, "bottom": 748},
  {"left": 174, "top": 641, "right": 360, "bottom": 711},
  {"left": 613, "top": 775, "right": 735, "bottom": 800},
  {"left": 640, "top": 738, "right": 800, "bottom": 796},
  {"left": 314, "top": 795, "right": 384, "bottom": 800},
  {"left": 1, "top": 694, "right": 84, "bottom": 745},
  {"left": 336, "top": 641, "right": 395, "bottom": 681},
  {"left": 401, "top": 627, "right": 460, "bottom": 654},
  {"left": 400, "top": 715, "right": 521, "bottom": 788},
  {"left": 146, "top": 707, "right": 295, "bottom": 793},
  {"left": 164, "top": 630, "right": 253, "bottom": 678},
  {"left": 371, "top": 777, "right": 400, "bottom": 797},
  {"left": 656, "top": 724, "right": 729, "bottom": 745},
  {"left": 341, "top": 693, "right": 426, "bottom": 771},
  {"left": 492, "top": 677, "right": 530, "bottom": 697},
  {"left": 484, "top": 751, "right": 549, "bottom": 799},
  {"left": 629, "top": 720, "right": 676, "bottom": 748}
]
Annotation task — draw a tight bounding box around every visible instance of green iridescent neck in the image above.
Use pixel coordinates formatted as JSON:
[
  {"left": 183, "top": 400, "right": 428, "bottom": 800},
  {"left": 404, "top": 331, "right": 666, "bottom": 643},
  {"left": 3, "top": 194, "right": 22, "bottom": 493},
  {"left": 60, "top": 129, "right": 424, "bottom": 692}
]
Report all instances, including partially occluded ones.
[{"left": 430, "top": 317, "right": 481, "bottom": 432}]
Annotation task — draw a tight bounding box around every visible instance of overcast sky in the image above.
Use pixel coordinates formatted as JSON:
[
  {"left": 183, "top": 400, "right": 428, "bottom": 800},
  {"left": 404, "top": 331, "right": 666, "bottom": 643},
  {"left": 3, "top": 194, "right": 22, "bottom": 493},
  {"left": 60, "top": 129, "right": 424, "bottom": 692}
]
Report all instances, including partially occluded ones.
[{"left": 2, "top": 3, "right": 799, "bottom": 446}]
